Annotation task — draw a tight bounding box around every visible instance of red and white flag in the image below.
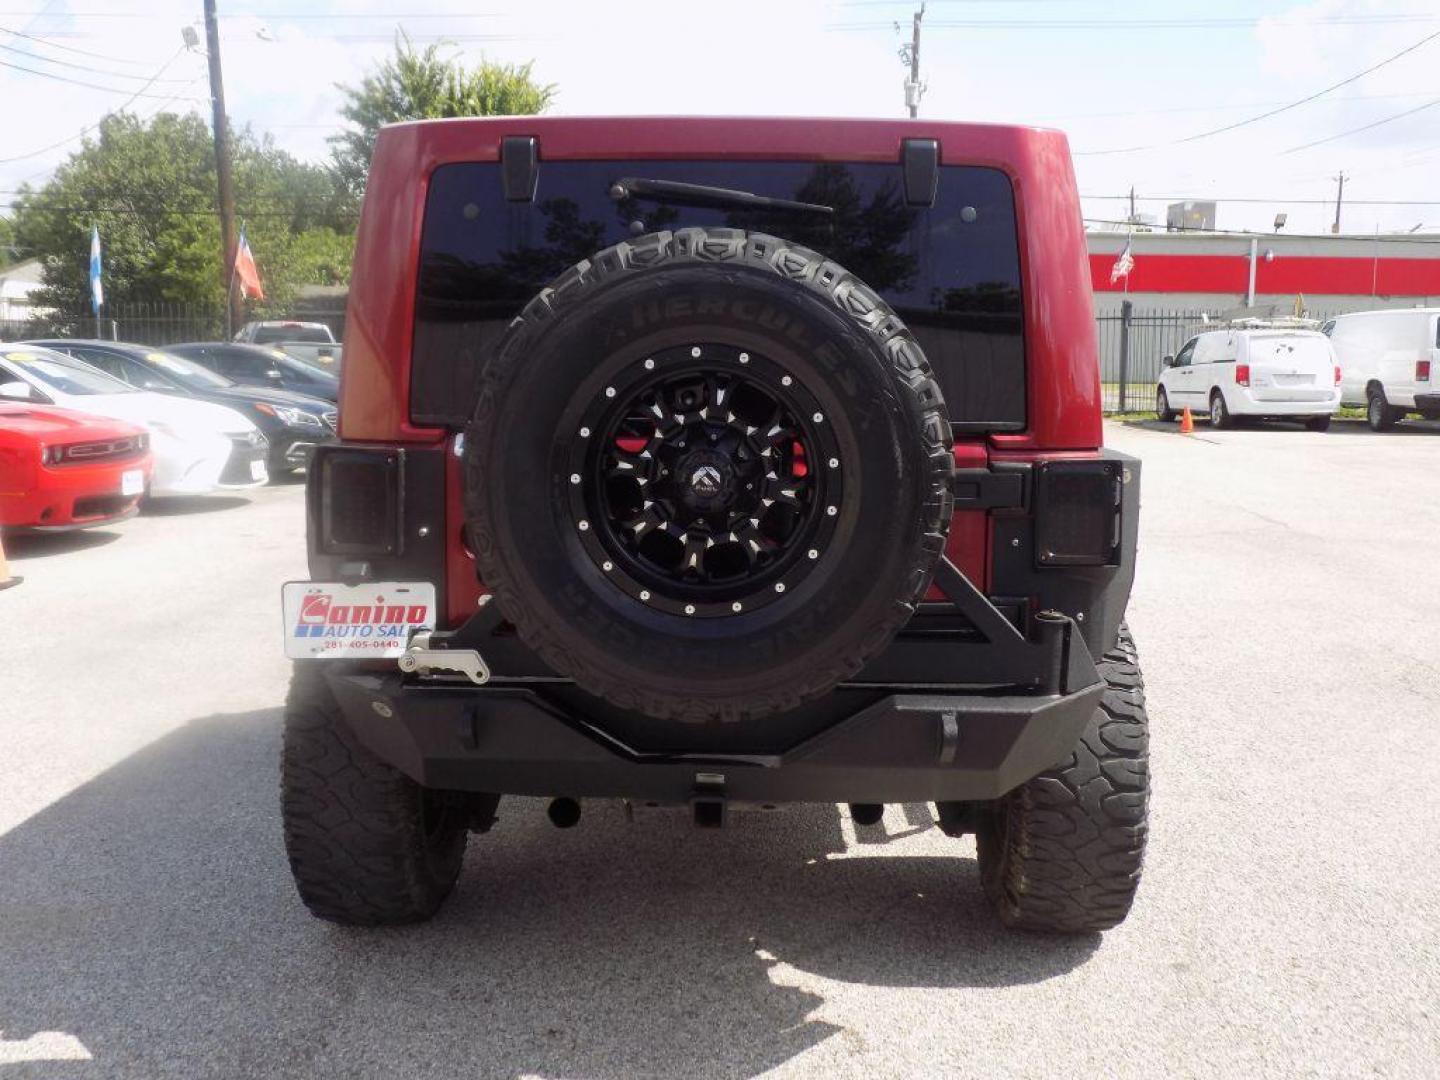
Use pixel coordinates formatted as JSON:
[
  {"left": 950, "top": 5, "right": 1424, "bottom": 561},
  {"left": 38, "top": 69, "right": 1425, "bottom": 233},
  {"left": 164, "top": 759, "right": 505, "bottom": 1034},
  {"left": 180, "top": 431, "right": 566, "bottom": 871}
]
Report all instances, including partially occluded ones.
[
  {"left": 1109, "top": 239, "right": 1135, "bottom": 284},
  {"left": 233, "top": 227, "right": 264, "bottom": 300}
]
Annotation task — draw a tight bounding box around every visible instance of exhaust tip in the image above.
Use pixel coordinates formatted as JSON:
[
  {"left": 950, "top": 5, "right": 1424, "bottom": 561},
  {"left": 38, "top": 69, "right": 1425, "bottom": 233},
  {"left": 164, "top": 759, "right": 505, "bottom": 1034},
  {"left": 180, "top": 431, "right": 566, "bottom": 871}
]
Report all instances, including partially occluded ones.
[
  {"left": 547, "top": 797, "right": 582, "bottom": 829},
  {"left": 849, "top": 802, "right": 884, "bottom": 827}
]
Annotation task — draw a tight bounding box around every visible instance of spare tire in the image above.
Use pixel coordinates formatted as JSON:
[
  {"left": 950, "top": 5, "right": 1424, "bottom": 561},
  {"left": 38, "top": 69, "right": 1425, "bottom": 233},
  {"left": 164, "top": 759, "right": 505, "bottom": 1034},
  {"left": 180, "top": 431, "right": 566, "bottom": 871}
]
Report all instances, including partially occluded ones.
[{"left": 465, "top": 227, "right": 953, "bottom": 723}]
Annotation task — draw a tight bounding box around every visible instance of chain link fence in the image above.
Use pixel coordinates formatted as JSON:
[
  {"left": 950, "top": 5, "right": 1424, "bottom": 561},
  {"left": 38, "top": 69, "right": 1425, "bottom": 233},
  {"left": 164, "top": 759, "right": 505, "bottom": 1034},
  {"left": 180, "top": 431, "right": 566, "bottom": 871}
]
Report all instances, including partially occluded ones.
[{"left": 1, "top": 302, "right": 346, "bottom": 348}]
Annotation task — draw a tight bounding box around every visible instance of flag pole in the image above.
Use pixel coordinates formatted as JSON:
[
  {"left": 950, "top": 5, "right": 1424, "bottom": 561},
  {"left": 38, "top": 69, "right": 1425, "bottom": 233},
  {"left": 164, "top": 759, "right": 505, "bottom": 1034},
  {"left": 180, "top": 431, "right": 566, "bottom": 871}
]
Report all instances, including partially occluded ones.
[
  {"left": 225, "top": 222, "right": 240, "bottom": 340},
  {"left": 91, "top": 219, "right": 102, "bottom": 339}
]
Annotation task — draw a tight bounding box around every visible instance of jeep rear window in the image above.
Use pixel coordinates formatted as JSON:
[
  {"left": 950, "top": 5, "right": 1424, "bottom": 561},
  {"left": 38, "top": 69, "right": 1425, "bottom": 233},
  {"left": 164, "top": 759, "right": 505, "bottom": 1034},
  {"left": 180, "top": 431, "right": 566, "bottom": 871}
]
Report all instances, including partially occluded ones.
[{"left": 413, "top": 160, "right": 1025, "bottom": 432}]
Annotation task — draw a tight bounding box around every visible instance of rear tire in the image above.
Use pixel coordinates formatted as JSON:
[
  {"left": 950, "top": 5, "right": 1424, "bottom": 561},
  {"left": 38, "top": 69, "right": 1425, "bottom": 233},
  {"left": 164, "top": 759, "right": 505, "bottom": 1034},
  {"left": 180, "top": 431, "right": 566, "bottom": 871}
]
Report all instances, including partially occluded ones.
[
  {"left": 1209, "top": 391, "right": 1233, "bottom": 429},
  {"left": 1367, "top": 387, "right": 1401, "bottom": 431},
  {"left": 1155, "top": 386, "right": 1174, "bottom": 422},
  {"left": 976, "top": 625, "right": 1149, "bottom": 933},
  {"left": 1305, "top": 415, "right": 1331, "bottom": 432},
  {"left": 281, "top": 663, "right": 468, "bottom": 925}
]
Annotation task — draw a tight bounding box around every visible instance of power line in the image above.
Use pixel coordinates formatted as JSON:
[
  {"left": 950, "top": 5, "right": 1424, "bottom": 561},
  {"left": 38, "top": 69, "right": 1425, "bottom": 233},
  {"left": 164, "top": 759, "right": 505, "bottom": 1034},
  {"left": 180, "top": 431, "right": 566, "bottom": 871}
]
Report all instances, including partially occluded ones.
[
  {"left": 1283, "top": 96, "right": 1440, "bottom": 154},
  {"left": 0, "top": 20, "right": 156, "bottom": 66},
  {"left": 0, "top": 39, "right": 194, "bottom": 81},
  {"left": 1085, "top": 194, "right": 1440, "bottom": 207},
  {"left": 0, "top": 53, "right": 203, "bottom": 98},
  {"left": 1043, "top": 90, "right": 1440, "bottom": 122},
  {"left": 831, "top": 13, "right": 1440, "bottom": 31},
  {"left": 0, "top": 47, "right": 193, "bottom": 165},
  {"left": 1075, "top": 27, "right": 1440, "bottom": 155}
]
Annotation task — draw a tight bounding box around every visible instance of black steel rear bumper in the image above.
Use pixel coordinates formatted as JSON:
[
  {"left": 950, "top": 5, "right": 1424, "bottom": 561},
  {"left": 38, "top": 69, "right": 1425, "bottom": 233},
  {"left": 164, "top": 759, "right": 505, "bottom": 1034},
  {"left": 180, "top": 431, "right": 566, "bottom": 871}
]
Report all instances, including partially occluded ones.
[{"left": 322, "top": 606, "right": 1105, "bottom": 805}]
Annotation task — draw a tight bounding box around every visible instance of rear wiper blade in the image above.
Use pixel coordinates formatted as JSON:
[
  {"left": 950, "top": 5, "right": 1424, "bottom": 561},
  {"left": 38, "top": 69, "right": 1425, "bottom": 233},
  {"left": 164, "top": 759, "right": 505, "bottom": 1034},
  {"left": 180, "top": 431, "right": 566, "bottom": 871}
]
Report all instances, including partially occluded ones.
[{"left": 609, "top": 177, "right": 833, "bottom": 216}]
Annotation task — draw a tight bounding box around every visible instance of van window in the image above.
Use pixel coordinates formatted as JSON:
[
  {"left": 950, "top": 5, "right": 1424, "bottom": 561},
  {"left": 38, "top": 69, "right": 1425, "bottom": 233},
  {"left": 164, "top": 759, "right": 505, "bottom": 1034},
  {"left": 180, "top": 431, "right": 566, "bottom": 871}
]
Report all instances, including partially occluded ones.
[
  {"left": 1247, "top": 337, "right": 1333, "bottom": 366},
  {"left": 412, "top": 160, "right": 1027, "bottom": 433}
]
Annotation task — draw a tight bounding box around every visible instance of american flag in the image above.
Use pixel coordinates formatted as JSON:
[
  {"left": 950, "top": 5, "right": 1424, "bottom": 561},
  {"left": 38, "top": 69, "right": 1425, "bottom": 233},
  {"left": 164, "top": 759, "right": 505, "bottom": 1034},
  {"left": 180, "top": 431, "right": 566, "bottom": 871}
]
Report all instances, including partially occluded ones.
[{"left": 1110, "top": 239, "right": 1135, "bottom": 284}]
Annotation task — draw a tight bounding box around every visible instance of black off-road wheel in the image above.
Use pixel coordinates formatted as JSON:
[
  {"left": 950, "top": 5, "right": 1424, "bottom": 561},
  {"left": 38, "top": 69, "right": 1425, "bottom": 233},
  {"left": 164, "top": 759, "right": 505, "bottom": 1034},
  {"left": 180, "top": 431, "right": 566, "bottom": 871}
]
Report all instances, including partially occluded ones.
[
  {"left": 976, "top": 625, "right": 1149, "bottom": 933},
  {"left": 281, "top": 663, "right": 469, "bottom": 925},
  {"left": 465, "top": 227, "right": 953, "bottom": 723}
]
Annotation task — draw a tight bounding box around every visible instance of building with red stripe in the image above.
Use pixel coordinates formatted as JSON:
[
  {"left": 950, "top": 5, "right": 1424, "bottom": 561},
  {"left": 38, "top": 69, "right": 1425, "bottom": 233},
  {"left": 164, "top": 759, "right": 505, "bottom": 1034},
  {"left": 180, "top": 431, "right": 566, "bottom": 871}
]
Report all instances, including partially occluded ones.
[{"left": 1087, "top": 232, "right": 1440, "bottom": 316}]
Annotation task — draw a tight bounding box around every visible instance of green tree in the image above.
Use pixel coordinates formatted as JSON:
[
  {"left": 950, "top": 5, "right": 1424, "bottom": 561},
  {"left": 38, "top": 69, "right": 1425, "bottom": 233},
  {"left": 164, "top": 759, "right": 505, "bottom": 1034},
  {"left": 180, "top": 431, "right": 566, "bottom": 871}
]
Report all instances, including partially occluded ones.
[
  {"left": 330, "top": 33, "right": 554, "bottom": 199},
  {"left": 10, "top": 111, "right": 353, "bottom": 314},
  {"left": 0, "top": 214, "right": 18, "bottom": 267}
]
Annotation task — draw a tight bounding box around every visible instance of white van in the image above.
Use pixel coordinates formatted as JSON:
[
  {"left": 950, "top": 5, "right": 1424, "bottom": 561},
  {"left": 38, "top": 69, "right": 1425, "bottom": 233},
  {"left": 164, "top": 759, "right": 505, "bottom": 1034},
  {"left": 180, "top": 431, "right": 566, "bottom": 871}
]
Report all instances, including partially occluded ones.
[
  {"left": 1156, "top": 328, "right": 1341, "bottom": 430},
  {"left": 1322, "top": 308, "right": 1440, "bottom": 430}
]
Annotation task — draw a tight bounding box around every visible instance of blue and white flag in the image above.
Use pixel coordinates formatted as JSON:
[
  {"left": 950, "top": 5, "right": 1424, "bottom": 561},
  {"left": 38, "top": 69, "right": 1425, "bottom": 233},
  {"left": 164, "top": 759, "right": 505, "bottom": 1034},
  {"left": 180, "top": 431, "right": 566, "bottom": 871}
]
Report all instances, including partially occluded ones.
[{"left": 88, "top": 225, "right": 104, "bottom": 314}]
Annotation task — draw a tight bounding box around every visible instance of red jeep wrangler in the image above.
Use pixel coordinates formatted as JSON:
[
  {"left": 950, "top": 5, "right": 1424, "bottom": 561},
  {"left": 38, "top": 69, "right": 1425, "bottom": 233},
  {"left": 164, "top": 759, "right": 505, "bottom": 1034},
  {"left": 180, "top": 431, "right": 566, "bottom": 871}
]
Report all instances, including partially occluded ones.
[{"left": 281, "top": 117, "right": 1147, "bottom": 934}]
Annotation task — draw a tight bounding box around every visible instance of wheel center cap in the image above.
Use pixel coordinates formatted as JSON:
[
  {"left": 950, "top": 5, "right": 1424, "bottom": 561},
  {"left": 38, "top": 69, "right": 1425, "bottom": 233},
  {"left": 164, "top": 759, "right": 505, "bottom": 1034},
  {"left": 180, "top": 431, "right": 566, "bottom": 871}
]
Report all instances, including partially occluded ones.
[{"left": 690, "top": 464, "right": 723, "bottom": 497}]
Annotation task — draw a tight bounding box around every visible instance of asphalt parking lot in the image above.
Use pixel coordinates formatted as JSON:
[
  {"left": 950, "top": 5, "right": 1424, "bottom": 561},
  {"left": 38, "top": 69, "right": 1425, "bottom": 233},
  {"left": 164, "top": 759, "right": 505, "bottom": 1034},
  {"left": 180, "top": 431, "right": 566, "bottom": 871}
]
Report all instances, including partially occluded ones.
[{"left": 2, "top": 419, "right": 1437, "bottom": 1079}]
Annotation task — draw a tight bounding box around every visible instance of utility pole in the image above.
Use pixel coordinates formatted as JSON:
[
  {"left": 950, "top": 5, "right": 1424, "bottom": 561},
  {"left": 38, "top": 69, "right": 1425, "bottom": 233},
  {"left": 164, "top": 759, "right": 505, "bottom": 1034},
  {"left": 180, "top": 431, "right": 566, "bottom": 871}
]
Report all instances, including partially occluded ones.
[
  {"left": 1128, "top": 185, "right": 1137, "bottom": 224},
  {"left": 203, "top": 0, "right": 240, "bottom": 336},
  {"left": 900, "top": 3, "right": 925, "bottom": 118},
  {"left": 1331, "top": 171, "right": 1346, "bottom": 235}
]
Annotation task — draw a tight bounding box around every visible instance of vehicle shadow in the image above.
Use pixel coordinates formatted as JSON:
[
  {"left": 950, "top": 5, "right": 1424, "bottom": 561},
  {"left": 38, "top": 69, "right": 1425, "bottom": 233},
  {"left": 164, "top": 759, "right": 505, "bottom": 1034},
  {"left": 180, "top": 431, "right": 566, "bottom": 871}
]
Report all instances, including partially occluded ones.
[
  {"left": 139, "top": 494, "right": 251, "bottom": 517},
  {"left": 1326, "top": 418, "right": 1440, "bottom": 436},
  {"left": 0, "top": 530, "right": 122, "bottom": 560},
  {"left": 0, "top": 711, "right": 1096, "bottom": 1079}
]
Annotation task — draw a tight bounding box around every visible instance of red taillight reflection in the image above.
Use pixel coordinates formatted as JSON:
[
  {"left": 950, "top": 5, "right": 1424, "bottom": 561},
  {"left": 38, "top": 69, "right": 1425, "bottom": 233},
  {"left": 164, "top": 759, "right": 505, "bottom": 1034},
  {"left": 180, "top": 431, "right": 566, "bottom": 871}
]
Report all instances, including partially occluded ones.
[
  {"left": 1235, "top": 364, "right": 1251, "bottom": 387},
  {"left": 1334, "top": 365, "right": 1343, "bottom": 385}
]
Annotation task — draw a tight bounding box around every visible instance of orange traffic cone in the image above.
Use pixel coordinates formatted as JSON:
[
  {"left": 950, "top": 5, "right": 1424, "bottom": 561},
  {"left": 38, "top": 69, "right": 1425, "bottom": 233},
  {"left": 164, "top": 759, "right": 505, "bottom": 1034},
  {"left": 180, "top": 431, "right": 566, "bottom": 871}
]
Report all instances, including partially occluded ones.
[
  {"left": 1179, "top": 407, "right": 1194, "bottom": 435},
  {"left": 0, "top": 532, "right": 18, "bottom": 591}
]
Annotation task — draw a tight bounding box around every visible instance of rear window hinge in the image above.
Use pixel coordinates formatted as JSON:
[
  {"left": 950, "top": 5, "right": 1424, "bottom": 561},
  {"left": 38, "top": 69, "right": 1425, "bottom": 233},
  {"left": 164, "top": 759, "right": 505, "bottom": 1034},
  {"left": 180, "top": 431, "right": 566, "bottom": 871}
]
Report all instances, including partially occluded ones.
[{"left": 501, "top": 135, "right": 539, "bottom": 202}]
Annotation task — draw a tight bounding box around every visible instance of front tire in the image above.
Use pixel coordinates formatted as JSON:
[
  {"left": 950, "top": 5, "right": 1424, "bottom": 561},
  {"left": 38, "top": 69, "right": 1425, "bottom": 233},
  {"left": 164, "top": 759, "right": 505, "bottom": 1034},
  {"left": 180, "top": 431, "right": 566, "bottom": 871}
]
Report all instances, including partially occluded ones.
[
  {"left": 976, "top": 626, "right": 1149, "bottom": 933},
  {"left": 281, "top": 663, "right": 468, "bottom": 925},
  {"left": 1209, "top": 391, "right": 1233, "bottom": 429},
  {"left": 1305, "top": 415, "right": 1332, "bottom": 432},
  {"left": 1155, "top": 386, "right": 1174, "bottom": 422}
]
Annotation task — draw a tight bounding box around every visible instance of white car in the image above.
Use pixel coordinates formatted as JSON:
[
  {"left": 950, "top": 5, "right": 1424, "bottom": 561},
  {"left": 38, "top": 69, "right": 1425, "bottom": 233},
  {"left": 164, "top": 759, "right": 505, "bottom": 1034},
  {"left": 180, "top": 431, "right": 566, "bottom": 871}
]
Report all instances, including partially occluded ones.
[
  {"left": 1322, "top": 308, "right": 1440, "bottom": 431},
  {"left": 0, "top": 345, "right": 269, "bottom": 495},
  {"left": 1156, "top": 328, "right": 1341, "bottom": 431}
]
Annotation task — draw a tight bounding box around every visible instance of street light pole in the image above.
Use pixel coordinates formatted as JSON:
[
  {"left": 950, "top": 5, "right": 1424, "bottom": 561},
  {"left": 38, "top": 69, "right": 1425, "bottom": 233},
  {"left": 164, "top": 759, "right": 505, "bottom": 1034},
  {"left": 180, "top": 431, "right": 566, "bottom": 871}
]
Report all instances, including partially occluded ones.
[{"left": 202, "top": 0, "right": 240, "bottom": 337}]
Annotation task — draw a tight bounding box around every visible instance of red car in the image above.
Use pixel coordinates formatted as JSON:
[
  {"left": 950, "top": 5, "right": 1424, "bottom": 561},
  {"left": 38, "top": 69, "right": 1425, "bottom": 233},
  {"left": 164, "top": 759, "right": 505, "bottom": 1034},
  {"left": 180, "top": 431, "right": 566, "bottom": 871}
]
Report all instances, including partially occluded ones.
[{"left": 0, "top": 401, "right": 152, "bottom": 530}]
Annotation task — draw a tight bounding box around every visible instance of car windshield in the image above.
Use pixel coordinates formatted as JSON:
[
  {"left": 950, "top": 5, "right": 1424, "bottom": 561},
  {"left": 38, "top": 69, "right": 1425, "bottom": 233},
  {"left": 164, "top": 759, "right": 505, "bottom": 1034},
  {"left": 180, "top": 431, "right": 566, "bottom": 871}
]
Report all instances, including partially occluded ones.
[
  {"left": 278, "top": 348, "right": 342, "bottom": 374},
  {"left": 267, "top": 350, "right": 338, "bottom": 382},
  {"left": 254, "top": 325, "right": 331, "bottom": 344},
  {"left": 141, "top": 350, "right": 235, "bottom": 390},
  {"left": 2, "top": 348, "right": 137, "bottom": 395}
]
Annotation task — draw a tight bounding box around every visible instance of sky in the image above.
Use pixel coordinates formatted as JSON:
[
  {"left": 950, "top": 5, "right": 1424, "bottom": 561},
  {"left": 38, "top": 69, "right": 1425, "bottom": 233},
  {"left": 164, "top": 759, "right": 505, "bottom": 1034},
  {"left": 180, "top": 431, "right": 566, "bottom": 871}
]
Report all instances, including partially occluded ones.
[{"left": 1, "top": 0, "right": 1438, "bottom": 238}]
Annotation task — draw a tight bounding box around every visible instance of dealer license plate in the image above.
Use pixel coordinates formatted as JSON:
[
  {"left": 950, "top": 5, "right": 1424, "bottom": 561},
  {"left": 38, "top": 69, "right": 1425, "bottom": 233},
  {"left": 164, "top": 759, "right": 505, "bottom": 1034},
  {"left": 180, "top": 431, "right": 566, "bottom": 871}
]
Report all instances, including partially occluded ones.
[
  {"left": 250, "top": 458, "right": 268, "bottom": 482},
  {"left": 120, "top": 469, "right": 144, "bottom": 496},
  {"left": 282, "top": 581, "right": 436, "bottom": 659}
]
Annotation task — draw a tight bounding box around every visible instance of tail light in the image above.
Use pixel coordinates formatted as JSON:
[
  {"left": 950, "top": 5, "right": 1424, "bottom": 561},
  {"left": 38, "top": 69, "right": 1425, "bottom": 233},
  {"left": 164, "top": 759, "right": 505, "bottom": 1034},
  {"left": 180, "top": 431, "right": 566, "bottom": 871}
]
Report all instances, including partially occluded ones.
[
  {"left": 1334, "top": 366, "right": 1342, "bottom": 385},
  {"left": 1418, "top": 360, "right": 1431, "bottom": 382},
  {"left": 1034, "top": 460, "right": 1123, "bottom": 568},
  {"left": 1235, "top": 364, "right": 1251, "bottom": 387},
  {"left": 312, "top": 446, "right": 402, "bottom": 556}
]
